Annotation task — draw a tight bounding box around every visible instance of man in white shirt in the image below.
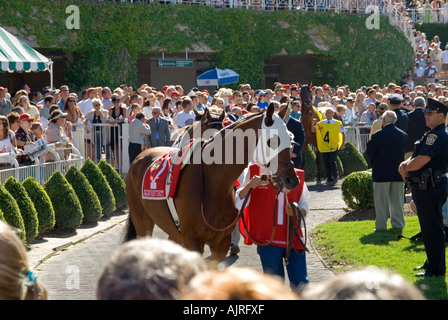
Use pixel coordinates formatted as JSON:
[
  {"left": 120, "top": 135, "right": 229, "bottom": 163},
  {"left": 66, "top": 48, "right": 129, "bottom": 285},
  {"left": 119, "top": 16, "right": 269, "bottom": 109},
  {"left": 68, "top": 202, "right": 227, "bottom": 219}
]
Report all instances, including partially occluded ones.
[
  {"left": 414, "top": 62, "right": 425, "bottom": 86},
  {"left": 441, "top": 44, "right": 448, "bottom": 83},
  {"left": 364, "top": 88, "right": 378, "bottom": 108},
  {"left": 101, "top": 87, "right": 113, "bottom": 110},
  {"left": 80, "top": 88, "right": 98, "bottom": 116},
  {"left": 177, "top": 98, "right": 195, "bottom": 128}
]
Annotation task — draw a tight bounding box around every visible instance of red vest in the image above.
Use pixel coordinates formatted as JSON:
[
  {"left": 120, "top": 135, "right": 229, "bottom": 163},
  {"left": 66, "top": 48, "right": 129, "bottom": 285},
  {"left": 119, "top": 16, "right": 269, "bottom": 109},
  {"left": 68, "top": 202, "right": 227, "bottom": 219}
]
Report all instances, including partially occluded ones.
[{"left": 239, "top": 164, "right": 305, "bottom": 249}]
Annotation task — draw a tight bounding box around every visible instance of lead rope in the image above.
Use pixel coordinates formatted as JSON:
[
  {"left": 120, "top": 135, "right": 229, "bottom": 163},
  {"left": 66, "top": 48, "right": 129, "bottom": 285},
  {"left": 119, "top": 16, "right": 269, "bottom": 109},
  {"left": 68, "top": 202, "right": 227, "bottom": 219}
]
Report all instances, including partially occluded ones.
[{"left": 284, "top": 187, "right": 309, "bottom": 265}]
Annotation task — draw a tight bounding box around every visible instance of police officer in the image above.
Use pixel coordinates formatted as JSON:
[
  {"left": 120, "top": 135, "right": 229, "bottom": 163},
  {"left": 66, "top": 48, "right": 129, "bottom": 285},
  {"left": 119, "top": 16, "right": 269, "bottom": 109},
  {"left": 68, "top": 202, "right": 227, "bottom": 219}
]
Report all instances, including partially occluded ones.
[{"left": 399, "top": 97, "right": 448, "bottom": 278}]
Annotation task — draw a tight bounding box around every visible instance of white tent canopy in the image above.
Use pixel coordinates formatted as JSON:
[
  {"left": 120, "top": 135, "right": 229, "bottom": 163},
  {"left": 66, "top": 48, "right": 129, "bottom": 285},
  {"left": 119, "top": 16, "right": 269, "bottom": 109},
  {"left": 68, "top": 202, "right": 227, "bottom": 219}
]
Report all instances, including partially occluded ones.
[{"left": 0, "top": 26, "right": 53, "bottom": 88}]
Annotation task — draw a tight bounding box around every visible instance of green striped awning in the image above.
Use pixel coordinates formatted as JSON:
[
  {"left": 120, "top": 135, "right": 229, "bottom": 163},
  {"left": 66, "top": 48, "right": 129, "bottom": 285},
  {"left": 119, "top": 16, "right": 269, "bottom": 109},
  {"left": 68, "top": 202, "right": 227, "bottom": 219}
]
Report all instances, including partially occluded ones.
[{"left": 0, "top": 27, "right": 51, "bottom": 73}]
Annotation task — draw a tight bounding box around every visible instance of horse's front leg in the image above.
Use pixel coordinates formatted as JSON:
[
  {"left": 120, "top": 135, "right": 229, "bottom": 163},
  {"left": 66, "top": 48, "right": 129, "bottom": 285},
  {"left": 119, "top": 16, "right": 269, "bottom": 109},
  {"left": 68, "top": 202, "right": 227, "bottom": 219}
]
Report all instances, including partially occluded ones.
[{"left": 209, "top": 233, "right": 231, "bottom": 266}]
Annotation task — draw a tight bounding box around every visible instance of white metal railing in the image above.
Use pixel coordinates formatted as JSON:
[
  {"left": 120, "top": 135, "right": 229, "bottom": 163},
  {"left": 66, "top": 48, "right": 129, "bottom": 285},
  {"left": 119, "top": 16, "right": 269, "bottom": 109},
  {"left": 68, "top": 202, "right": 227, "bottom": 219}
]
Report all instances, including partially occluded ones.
[
  {"left": 0, "top": 145, "right": 84, "bottom": 185},
  {"left": 407, "top": 8, "right": 447, "bottom": 24}
]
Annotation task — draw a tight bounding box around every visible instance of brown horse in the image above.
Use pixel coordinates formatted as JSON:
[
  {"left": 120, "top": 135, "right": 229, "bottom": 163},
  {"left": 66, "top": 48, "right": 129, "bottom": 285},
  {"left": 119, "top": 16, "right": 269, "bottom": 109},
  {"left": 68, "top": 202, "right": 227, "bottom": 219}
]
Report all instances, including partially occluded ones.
[
  {"left": 299, "top": 82, "right": 323, "bottom": 183},
  {"left": 124, "top": 103, "right": 298, "bottom": 262}
]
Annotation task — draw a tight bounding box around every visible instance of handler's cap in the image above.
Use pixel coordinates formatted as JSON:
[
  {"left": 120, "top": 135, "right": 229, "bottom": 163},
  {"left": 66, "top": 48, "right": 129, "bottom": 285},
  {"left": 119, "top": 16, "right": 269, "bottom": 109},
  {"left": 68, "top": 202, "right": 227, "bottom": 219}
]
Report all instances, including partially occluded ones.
[
  {"left": 388, "top": 93, "right": 404, "bottom": 104},
  {"left": 425, "top": 97, "right": 448, "bottom": 114}
]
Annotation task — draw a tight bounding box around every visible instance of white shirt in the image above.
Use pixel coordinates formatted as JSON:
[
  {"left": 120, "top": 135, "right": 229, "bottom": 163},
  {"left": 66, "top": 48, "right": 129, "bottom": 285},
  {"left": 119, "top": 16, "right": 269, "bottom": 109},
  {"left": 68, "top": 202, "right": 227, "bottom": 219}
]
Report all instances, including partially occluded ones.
[
  {"left": 442, "top": 50, "right": 448, "bottom": 64},
  {"left": 142, "top": 106, "right": 153, "bottom": 119},
  {"left": 177, "top": 110, "right": 195, "bottom": 128},
  {"left": 0, "top": 130, "right": 15, "bottom": 156},
  {"left": 414, "top": 66, "right": 425, "bottom": 77},
  {"left": 80, "top": 99, "right": 93, "bottom": 116}
]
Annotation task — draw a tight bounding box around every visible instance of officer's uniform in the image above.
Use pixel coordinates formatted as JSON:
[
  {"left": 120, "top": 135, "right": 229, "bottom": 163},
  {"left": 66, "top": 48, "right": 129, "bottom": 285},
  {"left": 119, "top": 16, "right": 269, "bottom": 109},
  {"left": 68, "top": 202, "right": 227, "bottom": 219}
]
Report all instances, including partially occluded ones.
[{"left": 408, "top": 98, "right": 448, "bottom": 277}]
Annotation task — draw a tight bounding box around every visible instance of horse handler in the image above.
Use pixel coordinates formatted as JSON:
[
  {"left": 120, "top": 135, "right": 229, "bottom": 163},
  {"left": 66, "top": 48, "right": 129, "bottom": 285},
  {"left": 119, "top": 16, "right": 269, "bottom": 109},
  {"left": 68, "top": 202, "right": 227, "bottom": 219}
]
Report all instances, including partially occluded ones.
[{"left": 235, "top": 163, "right": 310, "bottom": 289}]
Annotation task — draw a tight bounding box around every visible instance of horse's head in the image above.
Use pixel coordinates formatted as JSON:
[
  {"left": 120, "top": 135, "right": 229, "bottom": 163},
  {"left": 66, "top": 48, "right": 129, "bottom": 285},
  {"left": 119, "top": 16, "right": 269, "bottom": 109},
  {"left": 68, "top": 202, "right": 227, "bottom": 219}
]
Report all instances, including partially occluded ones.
[
  {"left": 192, "top": 108, "right": 225, "bottom": 140},
  {"left": 254, "top": 103, "right": 299, "bottom": 191},
  {"left": 299, "top": 81, "right": 313, "bottom": 108}
]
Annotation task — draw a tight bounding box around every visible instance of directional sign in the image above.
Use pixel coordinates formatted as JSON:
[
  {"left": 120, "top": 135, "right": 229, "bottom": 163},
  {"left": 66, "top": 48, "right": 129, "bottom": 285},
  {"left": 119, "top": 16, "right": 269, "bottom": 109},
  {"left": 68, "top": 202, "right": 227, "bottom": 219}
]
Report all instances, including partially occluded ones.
[{"left": 157, "top": 59, "right": 193, "bottom": 68}]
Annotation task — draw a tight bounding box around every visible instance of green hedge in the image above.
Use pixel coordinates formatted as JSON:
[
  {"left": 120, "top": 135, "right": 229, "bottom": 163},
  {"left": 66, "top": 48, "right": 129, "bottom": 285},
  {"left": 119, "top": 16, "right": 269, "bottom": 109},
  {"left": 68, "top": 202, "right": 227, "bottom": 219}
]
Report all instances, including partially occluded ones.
[
  {"left": 44, "top": 170, "right": 83, "bottom": 231},
  {"left": 5, "top": 177, "right": 39, "bottom": 244},
  {"left": 341, "top": 170, "right": 374, "bottom": 210},
  {"left": 98, "top": 160, "right": 127, "bottom": 211},
  {"left": 0, "top": 183, "right": 26, "bottom": 241},
  {"left": 0, "top": 1, "right": 414, "bottom": 90},
  {"left": 338, "top": 142, "right": 368, "bottom": 176},
  {"left": 0, "top": 208, "right": 4, "bottom": 222},
  {"left": 22, "top": 177, "right": 55, "bottom": 234},
  {"left": 81, "top": 159, "right": 115, "bottom": 216},
  {"left": 65, "top": 166, "right": 102, "bottom": 224}
]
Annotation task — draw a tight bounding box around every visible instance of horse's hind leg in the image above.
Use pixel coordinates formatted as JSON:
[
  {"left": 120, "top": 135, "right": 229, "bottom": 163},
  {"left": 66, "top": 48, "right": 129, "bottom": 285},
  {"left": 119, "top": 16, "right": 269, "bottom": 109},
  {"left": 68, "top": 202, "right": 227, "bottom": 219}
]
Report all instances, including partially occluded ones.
[{"left": 128, "top": 199, "right": 156, "bottom": 238}]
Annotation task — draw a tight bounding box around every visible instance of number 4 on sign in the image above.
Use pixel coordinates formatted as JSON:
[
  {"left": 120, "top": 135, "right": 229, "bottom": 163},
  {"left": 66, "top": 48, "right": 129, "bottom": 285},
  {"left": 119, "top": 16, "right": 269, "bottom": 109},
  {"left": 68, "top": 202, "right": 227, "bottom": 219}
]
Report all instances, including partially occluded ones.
[{"left": 323, "top": 131, "right": 330, "bottom": 143}]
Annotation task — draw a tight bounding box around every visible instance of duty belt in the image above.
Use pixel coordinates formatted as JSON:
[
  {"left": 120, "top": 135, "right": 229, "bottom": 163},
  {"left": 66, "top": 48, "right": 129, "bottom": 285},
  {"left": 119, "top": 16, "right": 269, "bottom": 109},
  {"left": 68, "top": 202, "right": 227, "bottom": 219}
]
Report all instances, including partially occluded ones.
[{"left": 409, "top": 168, "right": 447, "bottom": 190}]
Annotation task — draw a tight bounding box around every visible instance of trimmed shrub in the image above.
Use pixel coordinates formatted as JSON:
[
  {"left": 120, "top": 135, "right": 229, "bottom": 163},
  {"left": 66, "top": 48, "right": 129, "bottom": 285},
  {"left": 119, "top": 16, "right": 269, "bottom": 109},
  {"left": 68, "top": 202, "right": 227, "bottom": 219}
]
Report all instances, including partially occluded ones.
[
  {"left": 0, "top": 208, "right": 4, "bottom": 222},
  {"left": 98, "top": 159, "right": 127, "bottom": 210},
  {"left": 65, "top": 166, "right": 102, "bottom": 224},
  {"left": 304, "top": 145, "right": 344, "bottom": 181},
  {"left": 5, "top": 177, "right": 39, "bottom": 244},
  {"left": 0, "top": 183, "right": 26, "bottom": 241},
  {"left": 362, "top": 148, "right": 372, "bottom": 169},
  {"left": 44, "top": 170, "right": 83, "bottom": 231},
  {"left": 304, "top": 144, "right": 317, "bottom": 181},
  {"left": 81, "top": 159, "right": 115, "bottom": 216},
  {"left": 341, "top": 170, "right": 374, "bottom": 210},
  {"left": 22, "top": 177, "right": 55, "bottom": 234},
  {"left": 338, "top": 142, "right": 368, "bottom": 175}
]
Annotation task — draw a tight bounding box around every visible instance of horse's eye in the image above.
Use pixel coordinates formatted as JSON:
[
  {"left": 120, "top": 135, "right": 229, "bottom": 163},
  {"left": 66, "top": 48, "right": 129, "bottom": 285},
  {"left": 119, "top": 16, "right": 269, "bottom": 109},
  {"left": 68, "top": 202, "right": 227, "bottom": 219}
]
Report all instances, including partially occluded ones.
[{"left": 267, "top": 135, "right": 280, "bottom": 149}]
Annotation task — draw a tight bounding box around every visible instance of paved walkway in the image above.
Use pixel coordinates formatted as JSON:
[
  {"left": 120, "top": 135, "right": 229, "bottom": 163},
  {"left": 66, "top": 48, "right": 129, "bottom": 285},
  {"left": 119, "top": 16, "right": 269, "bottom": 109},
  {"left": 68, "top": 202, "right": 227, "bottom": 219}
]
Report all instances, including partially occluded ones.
[{"left": 27, "top": 179, "right": 347, "bottom": 284}]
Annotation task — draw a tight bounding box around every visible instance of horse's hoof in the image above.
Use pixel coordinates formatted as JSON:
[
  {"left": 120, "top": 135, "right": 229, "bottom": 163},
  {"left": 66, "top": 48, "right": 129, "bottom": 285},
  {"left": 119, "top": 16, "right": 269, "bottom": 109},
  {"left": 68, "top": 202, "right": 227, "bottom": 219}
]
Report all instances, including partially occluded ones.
[
  {"left": 316, "top": 180, "right": 322, "bottom": 185},
  {"left": 230, "top": 244, "right": 240, "bottom": 255}
]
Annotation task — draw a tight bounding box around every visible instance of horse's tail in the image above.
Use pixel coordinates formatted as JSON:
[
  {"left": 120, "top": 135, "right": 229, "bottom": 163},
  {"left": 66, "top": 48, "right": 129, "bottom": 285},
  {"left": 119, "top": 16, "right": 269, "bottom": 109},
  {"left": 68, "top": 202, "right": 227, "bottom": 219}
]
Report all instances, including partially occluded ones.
[{"left": 122, "top": 214, "right": 137, "bottom": 243}]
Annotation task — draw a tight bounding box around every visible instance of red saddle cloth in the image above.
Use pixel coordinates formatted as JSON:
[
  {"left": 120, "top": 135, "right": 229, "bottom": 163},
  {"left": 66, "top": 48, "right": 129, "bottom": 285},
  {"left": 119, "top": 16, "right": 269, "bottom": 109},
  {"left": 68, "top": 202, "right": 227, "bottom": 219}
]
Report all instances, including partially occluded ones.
[{"left": 141, "top": 140, "right": 197, "bottom": 200}]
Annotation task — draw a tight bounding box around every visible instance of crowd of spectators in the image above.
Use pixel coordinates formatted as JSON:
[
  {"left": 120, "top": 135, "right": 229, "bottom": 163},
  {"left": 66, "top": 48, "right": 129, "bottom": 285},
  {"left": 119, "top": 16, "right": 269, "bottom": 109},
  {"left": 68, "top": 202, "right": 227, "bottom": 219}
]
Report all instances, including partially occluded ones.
[{"left": 1, "top": 63, "right": 448, "bottom": 169}]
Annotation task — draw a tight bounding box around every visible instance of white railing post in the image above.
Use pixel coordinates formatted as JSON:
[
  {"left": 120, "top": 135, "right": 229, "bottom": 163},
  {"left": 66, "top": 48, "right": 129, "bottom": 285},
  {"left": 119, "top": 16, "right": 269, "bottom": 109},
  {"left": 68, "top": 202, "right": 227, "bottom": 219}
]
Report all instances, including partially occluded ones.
[{"left": 121, "top": 120, "right": 130, "bottom": 174}]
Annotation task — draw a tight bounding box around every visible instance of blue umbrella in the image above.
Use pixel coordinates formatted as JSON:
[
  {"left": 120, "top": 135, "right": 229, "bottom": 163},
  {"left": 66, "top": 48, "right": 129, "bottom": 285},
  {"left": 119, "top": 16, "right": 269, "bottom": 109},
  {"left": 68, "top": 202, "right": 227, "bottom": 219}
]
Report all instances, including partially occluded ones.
[{"left": 196, "top": 68, "right": 239, "bottom": 87}]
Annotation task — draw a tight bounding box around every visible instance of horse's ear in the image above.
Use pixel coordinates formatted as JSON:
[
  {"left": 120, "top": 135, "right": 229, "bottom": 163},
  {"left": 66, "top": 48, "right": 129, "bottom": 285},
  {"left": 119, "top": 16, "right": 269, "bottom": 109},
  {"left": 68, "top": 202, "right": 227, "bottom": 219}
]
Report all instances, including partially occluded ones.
[
  {"left": 265, "top": 102, "right": 275, "bottom": 126},
  {"left": 219, "top": 109, "right": 225, "bottom": 122},
  {"left": 308, "top": 80, "right": 312, "bottom": 87},
  {"left": 193, "top": 108, "right": 201, "bottom": 117},
  {"left": 297, "top": 83, "right": 302, "bottom": 89},
  {"left": 278, "top": 104, "right": 288, "bottom": 119},
  {"left": 205, "top": 108, "right": 213, "bottom": 123}
]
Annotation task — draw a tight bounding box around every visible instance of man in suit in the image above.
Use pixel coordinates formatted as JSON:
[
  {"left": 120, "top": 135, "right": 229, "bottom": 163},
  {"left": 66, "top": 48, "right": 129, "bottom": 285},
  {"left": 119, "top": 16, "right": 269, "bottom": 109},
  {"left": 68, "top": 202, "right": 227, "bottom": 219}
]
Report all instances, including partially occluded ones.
[
  {"left": 366, "top": 110, "right": 408, "bottom": 231},
  {"left": 388, "top": 94, "right": 409, "bottom": 133},
  {"left": 283, "top": 107, "right": 305, "bottom": 169},
  {"left": 405, "top": 96, "right": 429, "bottom": 160},
  {"left": 145, "top": 106, "right": 171, "bottom": 148}
]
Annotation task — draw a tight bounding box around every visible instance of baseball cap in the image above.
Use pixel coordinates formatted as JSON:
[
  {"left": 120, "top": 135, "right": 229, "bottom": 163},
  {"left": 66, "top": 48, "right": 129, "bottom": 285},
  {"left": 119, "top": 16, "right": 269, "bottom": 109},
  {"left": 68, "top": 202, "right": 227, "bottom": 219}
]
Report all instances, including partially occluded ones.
[{"left": 19, "top": 113, "right": 35, "bottom": 121}]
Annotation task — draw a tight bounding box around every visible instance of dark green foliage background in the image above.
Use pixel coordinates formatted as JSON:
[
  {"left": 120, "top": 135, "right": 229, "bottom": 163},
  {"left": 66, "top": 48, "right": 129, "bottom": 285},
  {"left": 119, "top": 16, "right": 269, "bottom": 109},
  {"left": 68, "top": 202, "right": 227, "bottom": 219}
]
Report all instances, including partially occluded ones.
[{"left": 0, "top": 1, "right": 414, "bottom": 90}]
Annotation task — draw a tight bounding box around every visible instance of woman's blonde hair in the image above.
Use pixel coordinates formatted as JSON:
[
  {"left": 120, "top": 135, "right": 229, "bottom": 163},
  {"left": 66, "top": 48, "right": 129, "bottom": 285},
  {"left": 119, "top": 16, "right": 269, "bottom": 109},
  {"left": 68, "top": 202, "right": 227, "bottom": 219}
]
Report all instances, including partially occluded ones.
[{"left": 0, "top": 221, "right": 48, "bottom": 300}]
